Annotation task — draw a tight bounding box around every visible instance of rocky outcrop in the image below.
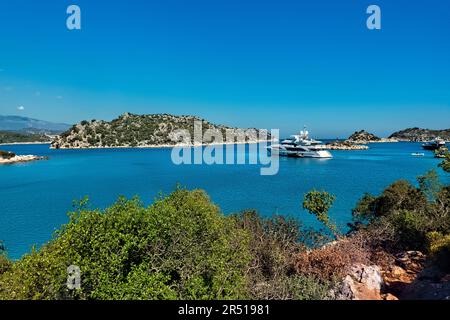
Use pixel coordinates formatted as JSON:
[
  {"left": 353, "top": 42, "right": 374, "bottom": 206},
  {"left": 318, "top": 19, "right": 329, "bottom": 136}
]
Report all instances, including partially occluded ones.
[
  {"left": 332, "top": 250, "right": 450, "bottom": 300},
  {"left": 383, "top": 251, "right": 450, "bottom": 300},
  {"left": 332, "top": 264, "right": 384, "bottom": 300},
  {"left": 0, "top": 154, "right": 48, "bottom": 165},
  {"left": 51, "top": 113, "right": 270, "bottom": 149},
  {"left": 346, "top": 130, "right": 381, "bottom": 144},
  {"left": 389, "top": 128, "right": 450, "bottom": 142},
  {"left": 382, "top": 251, "right": 425, "bottom": 298},
  {"left": 345, "top": 130, "right": 398, "bottom": 144}
]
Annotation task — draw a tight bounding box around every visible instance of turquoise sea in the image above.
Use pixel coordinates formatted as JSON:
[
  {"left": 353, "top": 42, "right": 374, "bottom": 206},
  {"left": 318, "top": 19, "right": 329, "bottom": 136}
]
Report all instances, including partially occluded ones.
[{"left": 1, "top": 142, "right": 448, "bottom": 259}]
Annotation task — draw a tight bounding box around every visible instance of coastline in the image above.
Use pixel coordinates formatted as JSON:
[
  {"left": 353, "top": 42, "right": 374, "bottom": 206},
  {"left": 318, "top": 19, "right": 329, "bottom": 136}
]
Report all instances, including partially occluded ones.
[
  {"left": 1, "top": 139, "right": 423, "bottom": 151},
  {"left": 348, "top": 140, "right": 399, "bottom": 144},
  {"left": 49, "top": 139, "right": 273, "bottom": 150},
  {"left": 0, "top": 141, "right": 51, "bottom": 146}
]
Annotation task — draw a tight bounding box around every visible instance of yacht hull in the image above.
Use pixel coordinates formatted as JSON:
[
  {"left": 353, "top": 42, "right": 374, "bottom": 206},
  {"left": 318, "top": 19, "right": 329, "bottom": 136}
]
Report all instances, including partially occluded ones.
[
  {"left": 422, "top": 144, "right": 444, "bottom": 151},
  {"left": 269, "top": 148, "right": 333, "bottom": 159}
]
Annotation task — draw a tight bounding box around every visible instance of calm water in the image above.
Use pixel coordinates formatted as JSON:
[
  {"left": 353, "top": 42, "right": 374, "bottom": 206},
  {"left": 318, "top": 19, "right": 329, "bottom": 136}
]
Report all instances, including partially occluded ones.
[{"left": 1, "top": 142, "right": 448, "bottom": 259}]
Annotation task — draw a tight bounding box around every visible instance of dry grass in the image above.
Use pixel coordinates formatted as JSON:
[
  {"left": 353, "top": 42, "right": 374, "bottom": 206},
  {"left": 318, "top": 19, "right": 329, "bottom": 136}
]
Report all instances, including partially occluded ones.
[{"left": 294, "top": 234, "right": 371, "bottom": 281}]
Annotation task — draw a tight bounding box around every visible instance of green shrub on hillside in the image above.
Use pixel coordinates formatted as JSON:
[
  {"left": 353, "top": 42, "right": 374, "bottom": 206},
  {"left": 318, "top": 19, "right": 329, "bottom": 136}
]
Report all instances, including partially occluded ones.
[
  {"left": 0, "top": 189, "right": 252, "bottom": 300},
  {"left": 352, "top": 171, "right": 450, "bottom": 253},
  {"left": 358, "top": 180, "right": 426, "bottom": 219},
  {"left": 231, "top": 210, "right": 330, "bottom": 300}
]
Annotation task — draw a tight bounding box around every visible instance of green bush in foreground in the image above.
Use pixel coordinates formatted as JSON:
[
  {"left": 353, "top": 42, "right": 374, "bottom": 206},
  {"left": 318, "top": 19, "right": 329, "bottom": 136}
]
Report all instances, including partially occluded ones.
[
  {"left": 0, "top": 189, "right": 331, "bottom": 300},
  {"left": 0, "top": 189, "right": 252, "bottom": 300}
]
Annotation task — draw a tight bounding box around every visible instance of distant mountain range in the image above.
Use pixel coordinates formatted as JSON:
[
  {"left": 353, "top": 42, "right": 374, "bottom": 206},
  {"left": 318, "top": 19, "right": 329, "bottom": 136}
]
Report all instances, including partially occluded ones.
[{"left": 0, "top": 115, "right": 71, "bottom": 134}]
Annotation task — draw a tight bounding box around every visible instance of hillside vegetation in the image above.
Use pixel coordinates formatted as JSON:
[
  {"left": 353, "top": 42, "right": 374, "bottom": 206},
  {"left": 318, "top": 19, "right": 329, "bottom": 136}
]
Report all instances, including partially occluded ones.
[{"left": 51, "top": 113, "right": 269, "bottom": 149}]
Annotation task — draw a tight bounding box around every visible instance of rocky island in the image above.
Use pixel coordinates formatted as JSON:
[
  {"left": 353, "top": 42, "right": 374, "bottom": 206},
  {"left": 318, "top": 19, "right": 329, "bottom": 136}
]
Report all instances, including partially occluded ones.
[
  {"left": 346, "top": 130, "right": 381, "bottom": 143},
  {"left": 323, "top": 130, "right": 398, "bottom": 150},
  {"left": 51, "top": 113, "right": 271, "bottom": 149},
  {"left": 0, "top": 150, "right": 47, "bottom": 165},
  {"left": 389, "top": 128, "right": 450, "bottom": 142},
  {"left": 346, "top": 130, "right": 398, "bottom": 144}
]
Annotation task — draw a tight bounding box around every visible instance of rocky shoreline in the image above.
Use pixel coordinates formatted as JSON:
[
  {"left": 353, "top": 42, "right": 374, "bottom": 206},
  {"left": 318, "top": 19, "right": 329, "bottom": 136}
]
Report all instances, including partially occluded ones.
[
  {"left": 0, "top": 155, "right": 48, "bottom": 165},
  {"left": 347, "top": 138, "right": 399, "bottom": 144},
  {"left": 50, "top": 140, "right": 272, "bottom": 150},
  {"left": 324, "top": 142, "right": 369, "bottom": 150},
  {"left": 0, "top": 141, "right": 51, "bottom": 146},
  {"left": 334, "top": 250, "right": 450, "bottom": 300}
]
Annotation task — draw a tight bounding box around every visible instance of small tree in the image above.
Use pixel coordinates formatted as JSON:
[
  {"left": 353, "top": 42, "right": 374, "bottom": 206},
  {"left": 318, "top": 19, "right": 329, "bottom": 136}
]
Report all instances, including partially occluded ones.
[
  {"left": 302, "top": 191, "right": 337, "bottom": 234},
  {"left": 417, "top": 169, "right": 443, "bottom": 202}
]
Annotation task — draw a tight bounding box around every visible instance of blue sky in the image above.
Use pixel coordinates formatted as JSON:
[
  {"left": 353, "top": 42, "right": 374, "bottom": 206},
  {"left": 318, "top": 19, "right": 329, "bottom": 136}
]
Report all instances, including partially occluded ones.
[{"left": 0, "top": 0, "right": 449, "bottom": 137}]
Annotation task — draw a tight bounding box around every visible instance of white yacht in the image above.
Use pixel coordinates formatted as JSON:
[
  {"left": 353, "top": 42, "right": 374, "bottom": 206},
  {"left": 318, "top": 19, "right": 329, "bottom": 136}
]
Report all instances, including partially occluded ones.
[{"left": 268, "top": 127, "right": 333, "bottom": 158}]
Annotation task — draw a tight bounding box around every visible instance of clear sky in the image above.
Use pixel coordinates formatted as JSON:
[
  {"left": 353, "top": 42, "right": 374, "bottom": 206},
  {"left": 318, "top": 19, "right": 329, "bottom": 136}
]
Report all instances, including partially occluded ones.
[{"left": 0, "top": 0, "right": 449, "bottom": 137}]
